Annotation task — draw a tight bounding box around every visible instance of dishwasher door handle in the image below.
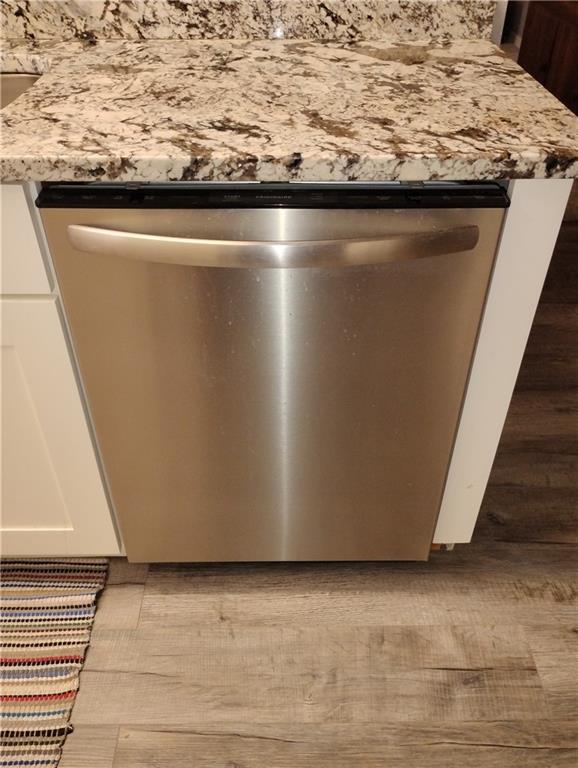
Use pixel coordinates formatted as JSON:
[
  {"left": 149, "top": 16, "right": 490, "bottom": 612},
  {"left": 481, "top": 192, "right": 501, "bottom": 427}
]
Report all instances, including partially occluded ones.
[{"left": 67, "top": 224, "right": 479, "bottom": 269}]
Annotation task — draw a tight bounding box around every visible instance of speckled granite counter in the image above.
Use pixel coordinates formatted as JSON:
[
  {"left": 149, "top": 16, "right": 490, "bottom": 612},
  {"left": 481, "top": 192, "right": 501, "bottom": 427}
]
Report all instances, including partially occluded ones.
[
  {"left": 1, "top": 37, "right": 577, "bottom": 182},
  {"left": 1, "top": 0, "right": 496, "bottom": 42}
]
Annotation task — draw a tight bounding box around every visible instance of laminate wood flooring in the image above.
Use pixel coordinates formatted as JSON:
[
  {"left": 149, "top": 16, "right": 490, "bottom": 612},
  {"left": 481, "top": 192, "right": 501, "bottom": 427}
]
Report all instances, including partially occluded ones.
[{"left": 59, "top": 222, "right": 578, "bottom": 767}]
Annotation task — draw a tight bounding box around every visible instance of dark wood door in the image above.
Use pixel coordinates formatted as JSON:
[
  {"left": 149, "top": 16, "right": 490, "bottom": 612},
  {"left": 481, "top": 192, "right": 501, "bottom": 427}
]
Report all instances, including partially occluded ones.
[{"left": 518, "top": 1, "right": 578, "bottom": 115}]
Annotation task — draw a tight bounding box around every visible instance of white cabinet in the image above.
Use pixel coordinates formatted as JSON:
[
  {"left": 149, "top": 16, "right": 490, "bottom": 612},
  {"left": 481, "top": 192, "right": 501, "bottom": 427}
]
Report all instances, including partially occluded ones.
[
  {"left": 1, "top": 184, "right": 120, "bottom": 555},
  {"left": 434, "top": 179, "right": 572, "bottom": 543},
  {"left": 1, "top": 184, "right": 51, "bottom": 294}
]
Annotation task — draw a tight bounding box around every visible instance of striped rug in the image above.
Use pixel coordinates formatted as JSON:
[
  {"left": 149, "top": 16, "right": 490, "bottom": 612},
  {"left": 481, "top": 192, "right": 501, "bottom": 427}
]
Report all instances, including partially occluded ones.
[{"left": 0, "top": 558, "right": 108, "bottom": 767}]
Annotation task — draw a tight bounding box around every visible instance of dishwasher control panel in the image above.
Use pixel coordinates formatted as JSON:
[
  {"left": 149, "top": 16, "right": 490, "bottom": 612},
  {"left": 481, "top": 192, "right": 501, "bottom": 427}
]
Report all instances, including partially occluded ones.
[{"left": 37, "top": 182, "right": 510, "bottom": 210}]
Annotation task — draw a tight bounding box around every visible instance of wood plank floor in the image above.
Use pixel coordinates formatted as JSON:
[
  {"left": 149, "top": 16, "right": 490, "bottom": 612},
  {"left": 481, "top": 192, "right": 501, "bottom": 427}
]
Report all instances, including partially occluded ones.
[{"left": 60, "top": 220, "right": 578, "bottom": 767}]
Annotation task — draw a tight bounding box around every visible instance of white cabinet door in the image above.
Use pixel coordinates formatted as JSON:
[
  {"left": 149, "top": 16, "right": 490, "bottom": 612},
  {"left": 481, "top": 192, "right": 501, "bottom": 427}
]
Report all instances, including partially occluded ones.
[
  {"left": 0, "top": 184, "right": 51, "bottom": 295},
  {"left": 1, "top": 297, "right": 120, "bottom": 555}
]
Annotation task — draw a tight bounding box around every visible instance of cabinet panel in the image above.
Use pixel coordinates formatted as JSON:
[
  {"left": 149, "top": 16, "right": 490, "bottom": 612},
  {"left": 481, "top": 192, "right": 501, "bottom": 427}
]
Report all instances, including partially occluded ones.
[
  {"left": 2, "top": 342, "right": 72, "bottom": 529},
  {"left": 518, "top": 2, "right": 559, "bottom": 87},
  {"left": 1, "top": 184, "right": 51, "bottom": 295},
  {"left": 518, "top": 1, "right": 578, "bottom": 115},
  {"left": 546, "top": 22, "right": 578, "bottom": 115},
  {"left": 1, "top": 297, "right": 120, "bottom": 555}
]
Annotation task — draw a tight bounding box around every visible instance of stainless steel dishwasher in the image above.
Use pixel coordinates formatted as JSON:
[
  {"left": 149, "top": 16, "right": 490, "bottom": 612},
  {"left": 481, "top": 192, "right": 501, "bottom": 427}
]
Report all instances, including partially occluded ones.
[{"left": 38, "top": 182, "right": 508, "bottom": 562}]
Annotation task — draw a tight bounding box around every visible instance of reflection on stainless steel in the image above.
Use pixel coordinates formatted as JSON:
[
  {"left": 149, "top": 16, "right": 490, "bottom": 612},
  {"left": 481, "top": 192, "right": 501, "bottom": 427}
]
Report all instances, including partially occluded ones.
[
  {"left": 41, "top": 204, "right": 505, "bottom": 562},
  {"left": 277, "top": 210, "right": 291, "bottom": 559},
  {"left": 278, "top": 269, "right": 289, "bottom": 557}
]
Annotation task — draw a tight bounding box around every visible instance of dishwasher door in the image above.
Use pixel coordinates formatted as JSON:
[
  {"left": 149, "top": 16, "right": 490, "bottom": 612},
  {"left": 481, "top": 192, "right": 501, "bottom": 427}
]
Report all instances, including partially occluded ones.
[{"left": 40, "top": 189, "right": 506, "bottom": 561}]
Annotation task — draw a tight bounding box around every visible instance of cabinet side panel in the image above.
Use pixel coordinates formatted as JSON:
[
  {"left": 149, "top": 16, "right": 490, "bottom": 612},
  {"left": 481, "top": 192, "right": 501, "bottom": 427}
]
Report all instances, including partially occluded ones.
[{"left": 434, "top": 179, "right": 573, "bottom": 543}]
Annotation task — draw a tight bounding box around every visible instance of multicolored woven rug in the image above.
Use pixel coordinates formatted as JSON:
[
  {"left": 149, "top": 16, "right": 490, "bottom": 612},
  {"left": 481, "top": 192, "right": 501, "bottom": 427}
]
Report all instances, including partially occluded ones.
[{"left": 0, "top": 558, "right": 108, "bottom": 767}]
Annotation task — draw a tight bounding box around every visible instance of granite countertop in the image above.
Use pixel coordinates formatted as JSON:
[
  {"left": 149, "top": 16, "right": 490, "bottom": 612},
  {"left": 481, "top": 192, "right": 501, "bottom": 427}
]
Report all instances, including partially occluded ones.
[
  {"left": 1, "top": 36, "right": 577, "bottom": 182},
  {"left": 1, "top": 0, "right": 498, "bottom": 43}
]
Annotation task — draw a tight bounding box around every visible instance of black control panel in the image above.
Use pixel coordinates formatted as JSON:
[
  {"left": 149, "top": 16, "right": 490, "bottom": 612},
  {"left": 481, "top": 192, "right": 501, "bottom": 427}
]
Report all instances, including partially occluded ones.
[{"left": 37, "top": 182, "right": 510, "bottom": 210}]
